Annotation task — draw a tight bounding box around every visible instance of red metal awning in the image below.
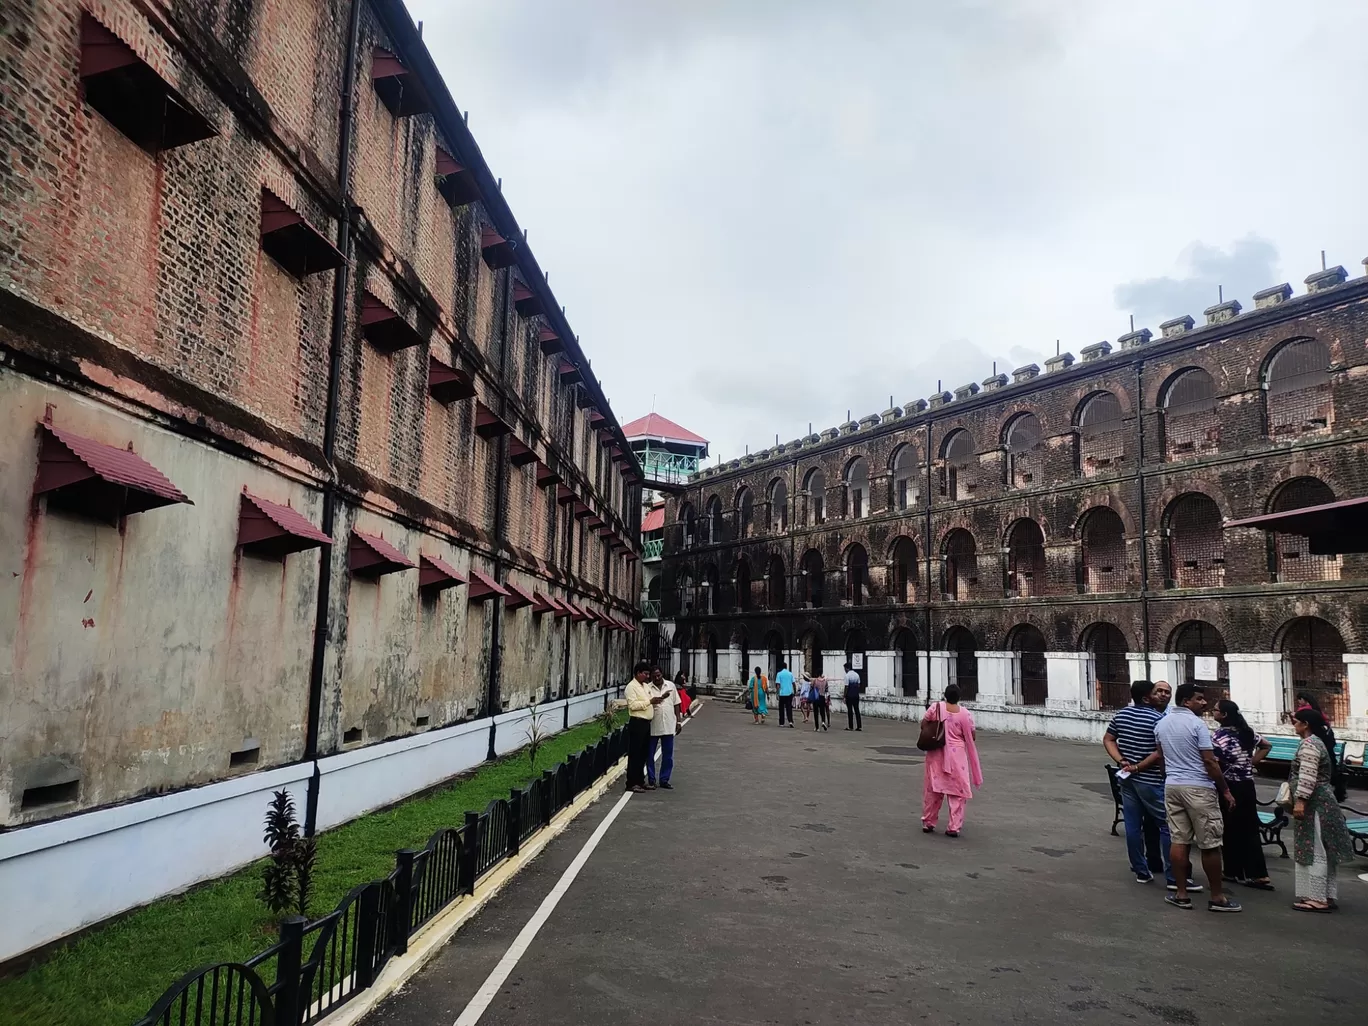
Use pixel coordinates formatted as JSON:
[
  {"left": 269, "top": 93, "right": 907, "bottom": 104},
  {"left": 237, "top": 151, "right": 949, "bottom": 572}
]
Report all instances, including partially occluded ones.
[
  {"left": 508, "top": 437, "right": 537, "bottom": 467},
  {"left": 79, "top": 14, "right": 214, "bottom": 153},
  {"left": 348, "top": 530, "right": 416, "bottom": 578},
  {"left": 584, "top": 515, "right": 603, "bottom": 529},
  {"left": 475, "top": 401, "right": 512, "bottom": 439},
  {"left": 468, "top": 569, "right": 511, "bottom": 602},
  {"left": 573, "top": 502, "right": 593, "bottom": 519},
  {"left": 237, "top": 491, "right": 329, "bottom": 558},
  {"left": 538, "top": 327, "right": 564, "bottom": 356},
  {"left": 360, "top": 292, "right": 423, "bottom": 352},
  {"left": 371, "top": 46, "right": 431, "bottom": 116},
  {"left": 535, "top": 461, "right": 560, "bottom": 487},
  {"left": 428, "top": 356, "right": 475, "bottom": 404},
  {"left": 419, "top": 553, "right": 466, "bottom": 592},
  {"left": 557, "top": 359, "right": 582, "bottom": 384},
  {"left": 618, "top": 618, "right": 638, "bottom": 633},
  {"left": 549, "top": 595, "right": 572, "bottom": 618},
  {"left": 260, "top": 189, "right": 343, "bottom": 279},
  {"left": 504, "top": 579, "right": 536, "bottom": 610},
  {"left": 512, "top": 282, "right": 544, "bottom": 317},
  {"left": 434, "top": 146, "right": 480, "bottom": 207},
  {"left": 1227, "top": 496, "right": 1368, "bottom": 555},
  {"left": 532, "top": 591, "right": 557, "bottom": 615},
  {"left": 565, "top": 601, "right": 590, "bottom": 622},
  {"left": 480, "top": 226, "right": 516, "bottom": 269},
  {"left": 556, "top": 485, "right": 576, "bottom": 505},
  {"left": 641, "top": 506, "right": 665, "bottom": 533},
  {"left": 35, "top": 422, "right": 191, "bottom": 522}
]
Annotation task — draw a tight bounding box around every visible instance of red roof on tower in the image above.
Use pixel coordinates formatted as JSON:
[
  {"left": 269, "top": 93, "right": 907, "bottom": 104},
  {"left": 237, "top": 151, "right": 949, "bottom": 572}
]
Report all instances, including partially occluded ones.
[
  {"left": 620, "top": 413, "right": 708, "bottom": 447},
  {"left": 640, "top": 505, "right": 665, "bottom": 533}
]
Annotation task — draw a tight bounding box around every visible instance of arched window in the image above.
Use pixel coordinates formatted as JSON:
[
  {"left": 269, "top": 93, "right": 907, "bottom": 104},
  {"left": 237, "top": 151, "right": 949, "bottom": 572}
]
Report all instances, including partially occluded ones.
[
  {"left": 675, "top": 570, "right": 694, "bottom": 615},
  {"left": 766, "top": 554, "right": 786, "bottom": 609},
  {"left": 706, "top": 631, "right": 719, "bottom": 682},
  {"left": 799, "top": 628, "right": 825, "bottom": 677},
  {"left": 942, "top": 529, "right": 977, "bottom": 601},
  {"left": 1004, "top": 413, "right": 1044, "bottom": 490},
  {"left": 765, "top": 630, "right": 784, "bottom": 680},
  {"left": 844, "top": 456, "right": 870, "bottom": 519},
  {"left": 705, "top": 495, "right": 724, "bottom": 544},
  {"left": 1077, "top": 392, "right": 1125, "bottom": 478},
  {"left": 1268, "top": 477, "right": 1339, "bottom": 583},
  {"left": 735, "top": 487, "right": 754, "bottom": 539},
  {"left": 1161, "top": 368, "right": 1218, "bottom": 460},
  {"left": 889, "top": 536, "right": 918, "bottom": 603},
  {"left": 844, "top": 543, "right": 869, "bottom": 606},
  {"left": 1280, "top": 616, "right": 1347, "bottom": 723},
  {"left": 1169, "top": 620, "right": 1228, "bottom": 700},
  {"left": 678, "top": 502, "right": 696, "bottom": 548},
  {"left": 737, "top": 628, "right": 749, "bottom": 685},
  {"left": 940, "top": 430, "right": 975, "bottom": 500},
  {"left": 943, "top": 626, "right": 978, "bottom": 701},
  {"left": 700, "top": 563, "right": 719, "bottom": 614},
  {"left": 734, "top": 555, "right": 752, "bottom": 611},
  {"left": 801, "top": 548, "right": 825, "bottom": 608},
  {"left": 1083, "top": 622, "right": 1129, "bottom": 710},
  {"left": 768, "top": 478, "right": 788, "bottom": 533},
  {"left": 1007, "top": 624, "right": 1048, "bottom": 706},
  {"left": 892, "top": 628, "right": 919, "bottom": 696},
  {"left": 892, "top": 445, "right": 919, "bottom": 510},
  {"left": 1265, "top": 338, "right": 1332, "bottom": 437},
  {"left": 1164, "top": 493, "right": 1224, "bottom": 589},
  {"left": 845, "top": 629, "right": 867, "bottom": 689},
  {"left": 1080, "top": 507, "right": 1126, "bottom": 593},
  {"left": 1006, "top": 518, "right": 1047, "bottom": 598},
  {"left": 803, "top": 468, "right": 826, "bottom": 526}
]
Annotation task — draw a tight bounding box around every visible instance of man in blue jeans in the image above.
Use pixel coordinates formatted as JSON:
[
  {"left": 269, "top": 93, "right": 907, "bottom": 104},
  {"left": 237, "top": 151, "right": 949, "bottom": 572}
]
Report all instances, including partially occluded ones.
[
  {"left": 1104, "top": 680, "right": 1197, "bottom": 890},
  {"left": 775, "top": 663, "right": 797, "bottom": 727}
]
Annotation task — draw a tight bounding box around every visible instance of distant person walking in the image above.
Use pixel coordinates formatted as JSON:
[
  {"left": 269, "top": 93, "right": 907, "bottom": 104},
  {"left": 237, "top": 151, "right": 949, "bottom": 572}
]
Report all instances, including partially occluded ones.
[
  {"left": 1153, "top": 684, "right": 1241, "bottom": 912},
  {"left": 676, "top": 669, "right": 695, "bottom": 702},
  {"left": 808, "top": 675, "right": 829, "bottom": 731},
  {"left": 625, "top": 661, "right": 664, "bottom": 793},
  {"left": 647, "top": 667, "right": 683, "bottom": 790},
  {"left": 776, "top": 663, "right": 797, "bottom": 727},
  {"left": 1211, "top": 700, "right": 1273, "bottom": 889},
  {"left": 1104, "top": 680, "right": 1177, "bottom": 887},
  {"left": 747, "top": 666, "right": 769, "bottom": 724},
  {"left": 843, "top": 663, "right": 863, "bottom": 731},
  {"left": 799, "top": 674, "right": 812, "bottom": 724},
  {"left": 1289, "top": 708, "right": 1355, "bottom": 912},
  {"left": 921, "top": 685, "right": 983, "bottom": 837}
]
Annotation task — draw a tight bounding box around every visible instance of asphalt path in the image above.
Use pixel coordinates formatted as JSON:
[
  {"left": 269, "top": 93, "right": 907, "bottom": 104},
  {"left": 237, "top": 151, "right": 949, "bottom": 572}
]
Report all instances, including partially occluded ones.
[{"left": 364, "top": 703, "right": 1368, "bottom": 1026}]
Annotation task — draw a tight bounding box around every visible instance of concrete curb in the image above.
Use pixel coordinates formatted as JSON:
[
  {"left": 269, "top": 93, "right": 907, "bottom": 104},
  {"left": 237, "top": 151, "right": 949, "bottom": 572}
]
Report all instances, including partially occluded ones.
[{"left": 316, "top": 701, "right": 705, "bottom": 1026}]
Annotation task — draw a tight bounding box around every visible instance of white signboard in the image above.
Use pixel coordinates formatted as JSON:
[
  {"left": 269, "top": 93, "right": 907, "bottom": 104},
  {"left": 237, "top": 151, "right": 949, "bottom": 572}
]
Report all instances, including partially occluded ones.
[
  {"left": 1193, "top": 656, "right": 1219, "bottom": 681},
  {"left": 852, "top": 653, "right": 864, "bottom": 670}
]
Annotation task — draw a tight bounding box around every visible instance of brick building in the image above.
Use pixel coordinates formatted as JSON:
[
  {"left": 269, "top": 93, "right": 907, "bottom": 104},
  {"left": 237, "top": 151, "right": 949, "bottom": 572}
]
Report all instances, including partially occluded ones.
[
  {"left": 0, "top": 0, "right": 641, "bottom": 829},
  {"left": 660, "top": 265, "right": 1368, "bottom": 740}
]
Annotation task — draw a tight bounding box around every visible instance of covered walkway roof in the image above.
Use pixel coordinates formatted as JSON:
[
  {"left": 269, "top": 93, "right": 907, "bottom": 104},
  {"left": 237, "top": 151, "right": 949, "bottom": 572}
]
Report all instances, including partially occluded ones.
[{"left": 1226, "top": 495, "right": 1368, "bottom": 555}]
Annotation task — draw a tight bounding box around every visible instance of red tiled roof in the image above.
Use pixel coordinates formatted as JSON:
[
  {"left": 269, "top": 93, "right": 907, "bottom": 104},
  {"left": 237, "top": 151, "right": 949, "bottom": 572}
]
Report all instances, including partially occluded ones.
[
  {"left": 641, "top": 506, "right": 665, "bottom": 533},
  {"left": 38, "top": 423, "right": 191, "bottom": 507},
  {"left": 241, "top": 491, "right": 331, "bottom": 545},
  {"left": 620, "top": 413, "right": 708, "bottom": 446}
]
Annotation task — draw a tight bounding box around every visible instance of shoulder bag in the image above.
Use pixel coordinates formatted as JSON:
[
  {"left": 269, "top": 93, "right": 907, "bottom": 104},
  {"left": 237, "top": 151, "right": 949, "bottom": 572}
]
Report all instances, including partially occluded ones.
[{"left": 917, "top": 702, "right": 946, "bottom": 751}]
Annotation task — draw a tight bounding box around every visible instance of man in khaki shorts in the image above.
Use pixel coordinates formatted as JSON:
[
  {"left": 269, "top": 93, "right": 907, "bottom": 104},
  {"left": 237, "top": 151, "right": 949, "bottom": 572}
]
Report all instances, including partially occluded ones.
[{"left": 1153, "top": 683, "right": 1241, "bottom": 912}]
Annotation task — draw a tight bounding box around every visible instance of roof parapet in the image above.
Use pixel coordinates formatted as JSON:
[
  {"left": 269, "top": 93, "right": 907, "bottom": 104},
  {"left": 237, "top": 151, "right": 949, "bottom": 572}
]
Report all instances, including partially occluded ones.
[
  {"left": 1080, "top": 341, "right": 1111, "bottom": 362},
  {"left": 1160, "top": 314, "right": 1195, "bottom": 338}
]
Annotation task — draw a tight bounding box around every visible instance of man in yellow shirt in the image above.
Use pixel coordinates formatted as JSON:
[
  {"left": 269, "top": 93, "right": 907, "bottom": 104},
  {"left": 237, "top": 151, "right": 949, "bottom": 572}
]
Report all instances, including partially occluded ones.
[{"left": 625, "top": 661, "right": 662, "bottom": 793}]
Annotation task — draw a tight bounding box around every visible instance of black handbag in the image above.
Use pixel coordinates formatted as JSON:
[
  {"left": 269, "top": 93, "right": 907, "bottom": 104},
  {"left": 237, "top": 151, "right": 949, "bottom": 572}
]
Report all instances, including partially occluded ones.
[{"left": 917, "top": 702, "right": 946, "bottom": 751}]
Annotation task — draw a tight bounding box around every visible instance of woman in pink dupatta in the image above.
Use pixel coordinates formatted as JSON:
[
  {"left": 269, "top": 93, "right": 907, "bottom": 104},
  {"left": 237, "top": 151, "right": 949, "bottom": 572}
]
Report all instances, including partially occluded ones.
[{"left": 921, "top": 684, "right": 983, "bottom": 837}]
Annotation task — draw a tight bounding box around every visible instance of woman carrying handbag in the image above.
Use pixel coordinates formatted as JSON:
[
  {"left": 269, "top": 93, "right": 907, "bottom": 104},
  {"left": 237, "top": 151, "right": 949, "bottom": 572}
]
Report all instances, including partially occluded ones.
[{"left": 920, "top": 685, "right": 983, "bottom": 837}]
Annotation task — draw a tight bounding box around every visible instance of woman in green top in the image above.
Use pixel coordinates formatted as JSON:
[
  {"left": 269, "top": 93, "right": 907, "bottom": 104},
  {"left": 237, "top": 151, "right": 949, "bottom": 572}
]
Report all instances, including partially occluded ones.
[
  {"left": 747, "top": 666, "right": 769, "bottom": 724},
  {"left": 1290, "top": 708, "right": 1355, "bottom": 912}
]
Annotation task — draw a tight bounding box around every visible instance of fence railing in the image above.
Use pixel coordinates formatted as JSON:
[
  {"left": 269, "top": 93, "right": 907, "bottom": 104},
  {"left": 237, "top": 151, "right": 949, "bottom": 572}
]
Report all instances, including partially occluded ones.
[
  {"left": 640, "top": 599, "right": 661, "bottom": 620},
  {"left": 641, "top": 538, "right": 663, "bottom": 561},
  {"left": 132, "top": 725, "right": 629, "bottom": 1026}
]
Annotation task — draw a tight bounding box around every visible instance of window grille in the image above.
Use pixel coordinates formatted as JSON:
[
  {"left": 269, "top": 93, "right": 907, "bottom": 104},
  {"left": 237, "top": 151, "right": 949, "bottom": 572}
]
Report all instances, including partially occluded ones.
[
  {"left": 1078, "top": 392, "right": 1125, "bottom": 477},
  {"left": 1005, "top": 414, "right": 1043, "bottom": 489},
  {"left": 1006, "top": 519, "right": 1047, "bottom": 598},
  {"left": 1080, "top": 508, "right": 1126, "bottom": 593},
  {"left": 943, "top": 530, "right": 977, "bottom": 600},
  {"left": 1266, "top": 340, "right": 1332, "bottom": 437},
  {"left": 1281, "top": 617, "right": 1347, "bottom": 723},
  {"left": 1271, "top": 478, "right": 1339, "bottom": 582},
  {"left": 1163, "top": 369, "right": 1220, "bottom": 460},
  {"left": 1165, "top": 494, "right": 1224, "bottom": 588},
  {"left": 1008, "top": 624, "right": 1048, "bottom": 706}
]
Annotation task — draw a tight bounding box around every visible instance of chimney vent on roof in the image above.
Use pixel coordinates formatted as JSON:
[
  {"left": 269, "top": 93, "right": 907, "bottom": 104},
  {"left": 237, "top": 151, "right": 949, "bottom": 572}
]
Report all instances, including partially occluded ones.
[
  {"left": 1117, "top": 327, "right": 1152, "bottom": 351},
  {"left": 1204, "top": 299, "right": 1242, "bottom": 325},
  {"left": 928, "top": 390, "right": 952, "bottom": 409},
  {"left": 980, "top": 373, "right": 1008, "bottom": 392},
  {"left": 1080, "top": 341, "right": 1112, "bottom": 362},
  {"left": 953, "top": 382, "right": 980, "bottom": 402},
  {"left": 1044, "top": 352, "right": 1074, "bottom": 373},
  {"left": 1253, "top": 283, "right": 1292, "bottom": 309},
  {"left": 905, "top": 398, "right": 928, "bottom": 415},
  {"left": 1305, "top": 266, "right": 1347, "bottom": 293},
  {"left": 1160, "top": 314, "right": 1195, "bottom": 338},
  {"left": 1011, "top": 364, "right": 1039, "bottom": 384}
]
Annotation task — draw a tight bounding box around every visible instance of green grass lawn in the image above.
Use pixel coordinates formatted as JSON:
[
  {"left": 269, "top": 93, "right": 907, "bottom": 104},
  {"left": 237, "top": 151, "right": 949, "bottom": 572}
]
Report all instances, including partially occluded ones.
[{"left": 0, "top": 715, "right": 621, "bottom": 1026}]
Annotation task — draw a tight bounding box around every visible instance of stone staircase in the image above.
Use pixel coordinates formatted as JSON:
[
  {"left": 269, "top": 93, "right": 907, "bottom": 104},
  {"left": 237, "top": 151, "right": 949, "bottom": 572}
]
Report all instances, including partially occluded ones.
[{"left": 703, "top": 681, "right": 747, "bottom": 704}]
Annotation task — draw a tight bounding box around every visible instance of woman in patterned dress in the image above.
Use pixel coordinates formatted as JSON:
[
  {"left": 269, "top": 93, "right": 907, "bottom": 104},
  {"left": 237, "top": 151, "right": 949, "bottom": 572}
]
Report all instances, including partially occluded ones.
[{"left": 1289, "top": 708, "right": 1355, "bottom": 912}]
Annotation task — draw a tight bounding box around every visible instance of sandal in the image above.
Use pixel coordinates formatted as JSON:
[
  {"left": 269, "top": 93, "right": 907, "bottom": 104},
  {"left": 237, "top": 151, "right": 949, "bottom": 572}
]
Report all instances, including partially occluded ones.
[
  {"left": 1242, "top": 879, "right": 1275, "bottom": 891},
  {"left": 1292, "top": 900, "right": 1333, "bottom": 913}
]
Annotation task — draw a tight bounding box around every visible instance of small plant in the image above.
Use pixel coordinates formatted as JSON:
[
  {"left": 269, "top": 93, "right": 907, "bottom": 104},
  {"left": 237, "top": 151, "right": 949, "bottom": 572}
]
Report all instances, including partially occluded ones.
[
  {"left": 524, "top": 706, "right": 549, "bottom": 772},
  {"left": 260, "top": 789, "right": 317, "bottom": 920},
  {"left": 598, "top": 707, "right": 620, "bottom": 737}
]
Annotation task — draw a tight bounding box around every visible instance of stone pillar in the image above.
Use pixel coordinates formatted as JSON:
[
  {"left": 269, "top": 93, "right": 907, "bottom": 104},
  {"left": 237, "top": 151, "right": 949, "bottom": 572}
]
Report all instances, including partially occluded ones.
[
  {"left": 824, "top": 650, "right": 848, "bottom": 679},
  {"left": 864, "top": 651, "right": 896, "bottom": 695},
  {"left": 1343, "top": 654, "right": 1368, "bottom": 728},
  {"left": 920, "top": 650, "right": 950, "bottom": 700},
  {"left": 1126, "top": 652, "right": 1184, "bottom": 689},
  {"left": 1225, "top": 653, "right": 1285, "bottom": 729},
  {"left": 720, "top": 647, "right": 740, "bottom": 685},
  {"left": 1046, "top": 651, "right": 1092, "bottom": 710},
  {"left": 974, "top": 651, "right": 1017, "bottom": 705}
]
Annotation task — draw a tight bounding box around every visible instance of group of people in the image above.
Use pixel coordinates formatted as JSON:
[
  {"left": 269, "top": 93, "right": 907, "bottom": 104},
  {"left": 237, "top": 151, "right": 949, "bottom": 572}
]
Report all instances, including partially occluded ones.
[
  {"left": 743, "top": 662, "right": 867, "bottom": 732},
  {"left": 1105, "top": 680, "right": 1356, "bottom": 913},
  {"left": 622, "top": 662, "right": 694, "bottom": 793}
]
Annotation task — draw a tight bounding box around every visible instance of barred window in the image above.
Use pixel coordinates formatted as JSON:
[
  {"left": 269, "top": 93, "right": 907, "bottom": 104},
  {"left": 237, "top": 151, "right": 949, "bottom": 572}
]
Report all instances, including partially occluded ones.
[
  {"left": 1077, "top": 392, "right": 1125, "bottom": 478},
  {"left": 1162, "top": 368, "right": 1219, "bottom": 460},
  {"left": 845, "top": 543, "right": 869, "bottom": 605},
  {"left": 1164, "top": 493, "right": 1224, "bottom": 588},
  {"left": 889, "top": 536, "right": 918, "bottom": 603},
  {"left": 804, "top": 468, "right": 825, "bottom": 526},
  {"left": 892, "top": 445, "right": 919, "bottom": 510},
  {"left": 735, "top": 487, "right": 754, "bottom": 539},
  {"left": 1007, "top": 624, "right": 1048, "bottom": 706},
  {"left": 768, "top": 478, "right": 788, "bottom": 533},
  {"left": 678, "top": 502, "right": 696, "bottom": 548},
  {"left": 705, "top": 496, "right": 724, "bottom": 544},
  {"left": 766, "top": 554, "right": 786, "bottom": 609},
  {"left": 1006, "top": 518, "right": 1047, "bottom": 598},
  {"left": 1266, "top": 339, "right": 1332, "bottom": 438},
  {"left": 1269, "top": 477, "right": 1339, "bottom": 583},
  {"left": 700, "top": 563, "right": 719, "bottom": 614},
  {"left": 943, "top": 626, "right": 978, "bottom": 701},
  {"left": 801, "top": 548, "right": 825, "bottom": 607},
  {"left": 940, "top": 430, "right": 975, "bottom": 499},
  {"left": 845, "top": 457, "right": 870, "bottom": 519},
  {"left": 1080, "top": 507, "right": 1126, "bottom": 594},
  {"left": 1084, "top": 623, "right": 1130, "bottom": 710},
  {"left": 942, "top": 529, "right": 977, "bottom": 600},
  {"left": 1170, "top": 620, "right": 1228, "bottom": 701},
  {"left": 1005, "top": 413, "right": 1044, "bottom": 489},
  {"left": 1281, "top": 616, "right": 1347, "bottom": 724},
  {"left": 734, "top": 556, "right": 752, "bottom": 611}
]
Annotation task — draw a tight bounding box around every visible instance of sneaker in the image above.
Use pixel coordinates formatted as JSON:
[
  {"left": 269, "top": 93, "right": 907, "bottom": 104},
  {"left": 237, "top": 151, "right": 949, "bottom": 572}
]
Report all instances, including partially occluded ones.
[
  {"left": 659, "top": 782, "right": 674, "bottom": 790},
  {"left": 1164, "top": 894, "right": 1193, "bottom": 910},
  {"left": 1135, "top": 872, "right": 1155, "bottom": 884},
  {"left": 1166, "top": 880, "right": 1203, "bottom": 893},
  {"left": 1208, "top": 898, "right": 1243, "bottom": 913}
]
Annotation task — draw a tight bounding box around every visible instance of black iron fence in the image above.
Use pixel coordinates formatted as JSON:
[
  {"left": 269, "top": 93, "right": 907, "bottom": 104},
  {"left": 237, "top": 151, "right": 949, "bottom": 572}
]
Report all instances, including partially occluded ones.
[{"left": 133, "top": 726, "right": 628, "bottom": 1026}]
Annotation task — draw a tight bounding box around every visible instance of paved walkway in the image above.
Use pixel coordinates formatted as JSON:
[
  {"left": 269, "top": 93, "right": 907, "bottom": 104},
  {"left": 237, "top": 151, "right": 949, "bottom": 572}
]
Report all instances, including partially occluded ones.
[{"left": 365, "top": 704, "right": 1368, "bottom": 1026}]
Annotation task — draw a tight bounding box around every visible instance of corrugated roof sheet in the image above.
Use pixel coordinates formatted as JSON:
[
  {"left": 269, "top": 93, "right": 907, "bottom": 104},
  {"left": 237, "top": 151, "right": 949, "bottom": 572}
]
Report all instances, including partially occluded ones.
[
  {"left": 640, "top": 506, "right": 665, "bottom": 533},
  {"left": 242, "top": 491, "right": 330, "bottom": 544},
  {"left": 351, "top": 530, "right": 417, "bottom": 568},
  {"left": 41, "top": 423, "right": 191, "bottom": 505},
  {"left": 468, "top": 569, "right": 511, "bottom": 599},
  {"left": 504, "top": 580, "right": 536, "bottom": 608},
  {"left": 419, "top": 553, "right": 465, "bottom": 590},
  {"left": 620, "top": 413, "right": 708, "bottom": 446}
]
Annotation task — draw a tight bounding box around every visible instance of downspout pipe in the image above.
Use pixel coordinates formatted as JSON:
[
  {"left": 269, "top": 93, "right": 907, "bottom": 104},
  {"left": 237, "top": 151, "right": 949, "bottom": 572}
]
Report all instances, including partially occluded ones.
[
  {"left": 303, "top": 0, "right": 363, "bottom": 838},
  {"left": 486, "top": 269, "right": 513, "bottom": 761},
  {"left": 924, "top": 418, "right": 934, "bottom": 703},
  {"left": 1135, "top": 359, "right": 1152, "bottom": 682}
]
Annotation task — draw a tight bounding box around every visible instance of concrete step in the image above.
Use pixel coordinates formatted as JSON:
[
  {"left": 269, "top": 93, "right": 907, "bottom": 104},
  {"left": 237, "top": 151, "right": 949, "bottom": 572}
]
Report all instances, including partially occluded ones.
[{"left": 704, "top": 683, "right": 746, "bottom": 702}]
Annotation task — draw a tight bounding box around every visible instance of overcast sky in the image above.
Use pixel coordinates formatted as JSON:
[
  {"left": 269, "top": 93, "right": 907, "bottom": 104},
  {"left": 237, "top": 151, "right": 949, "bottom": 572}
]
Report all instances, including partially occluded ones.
[{"left": 409, "top": 0, "right": 1368, "bottom": 462}]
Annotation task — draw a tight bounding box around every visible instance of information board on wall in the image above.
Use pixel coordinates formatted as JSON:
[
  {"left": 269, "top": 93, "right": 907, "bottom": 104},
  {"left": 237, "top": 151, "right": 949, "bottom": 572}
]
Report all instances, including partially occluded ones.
[
  {"left": 1193, "top": 656, "right": 1219, "bottom": 681},
  {"left": 852, "top": 653, "right": 864, "bottom": 670}
]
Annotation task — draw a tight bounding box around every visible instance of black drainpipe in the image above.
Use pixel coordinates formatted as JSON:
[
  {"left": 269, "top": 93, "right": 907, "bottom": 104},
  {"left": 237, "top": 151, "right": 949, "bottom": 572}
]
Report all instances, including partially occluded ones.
[
  {"left": 923, "top": 417, "right": 934, "bottom": 700},
  {"left": 1135, "top": 359, "right": 1152, "bottom": 681},
  {"left": 303, "top": 0, "right": 362, "bottom": 839},
  {"left": 486, "top": 267, "right": 514, "bottom": 760}
]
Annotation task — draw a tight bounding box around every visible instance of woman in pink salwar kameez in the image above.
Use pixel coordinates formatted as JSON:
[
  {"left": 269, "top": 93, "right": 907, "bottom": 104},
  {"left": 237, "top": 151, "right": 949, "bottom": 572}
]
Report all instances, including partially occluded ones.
[{"left": 921, "top": 684, "right": 983, "bottom": 837}]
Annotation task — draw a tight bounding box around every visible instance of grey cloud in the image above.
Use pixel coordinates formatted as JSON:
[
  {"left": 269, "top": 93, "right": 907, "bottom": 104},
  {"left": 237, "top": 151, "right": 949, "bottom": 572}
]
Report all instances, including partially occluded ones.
[{"left": 1112, "top": 237, "right": 1281, "bottom": 327}]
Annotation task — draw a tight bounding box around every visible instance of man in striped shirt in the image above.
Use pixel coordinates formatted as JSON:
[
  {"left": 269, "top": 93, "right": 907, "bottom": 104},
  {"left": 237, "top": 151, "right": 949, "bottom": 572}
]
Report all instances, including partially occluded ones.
[{"left": 1105, "top": 680, "right": 1188, "bottom": 888}]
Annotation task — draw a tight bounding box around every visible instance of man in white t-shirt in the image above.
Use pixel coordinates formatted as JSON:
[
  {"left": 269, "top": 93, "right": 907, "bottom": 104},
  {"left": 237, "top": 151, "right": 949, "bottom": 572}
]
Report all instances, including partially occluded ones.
[{"left": 647, "top": 667, "right": 683, "bottom": 790}]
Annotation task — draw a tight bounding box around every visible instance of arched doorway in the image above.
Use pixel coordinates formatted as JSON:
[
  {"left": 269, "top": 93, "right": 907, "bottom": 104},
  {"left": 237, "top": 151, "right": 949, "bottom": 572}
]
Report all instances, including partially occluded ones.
[
  {"left": 734, "top": 556, "right": 752, "bottom": 611},
  {"left": 892, "top": 628, "right": 919, "bottom": 696},
  {"left": 1006, "top": 624, "right": 1047, "bottom": 706},
  {"left": 845, "top": 629, "right": 867, "bottom": 690},
  {"left": 706, "top": 631, "right": 719, "bottom": 683},
  {"left": 736, "top": 628, "right": 749, "bottom": 687},
  {"left": 766, "top": 554, "right": 786, "bottom": 609},
  {"left": 1279, "top": 616, "right": 1347, "bottom": 723},
  {"left": 1083, "top": 623, "right": 1130, "bottom": 710},
  {"left": 943, "top": 626, "right": 977, "bottom": 701},
  {"left": 800, "top": 629, "right": 825, "bottom": 677},
  {"left": 765, "top": 630, "right": 784, "bottom": 681},
  {"left": 845, "top": 544, "right": 868, "bottom": 606},
  {"left": 889, "top": 537, "right": 917, "bottom": 603},
  {"left": 1169, "top": 620, "right": 1228, "bottom": 701}
]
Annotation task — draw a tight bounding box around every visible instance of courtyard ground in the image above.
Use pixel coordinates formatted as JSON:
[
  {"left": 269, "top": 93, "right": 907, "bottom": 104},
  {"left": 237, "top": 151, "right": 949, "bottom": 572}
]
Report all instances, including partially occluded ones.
[{"left": 364, "top": 703, "right": 1368, "bottom": 1026}]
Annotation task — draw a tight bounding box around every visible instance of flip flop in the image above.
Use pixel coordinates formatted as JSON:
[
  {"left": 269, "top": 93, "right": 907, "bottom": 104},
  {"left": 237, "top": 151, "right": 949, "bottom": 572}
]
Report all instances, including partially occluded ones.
[{"left": 1292, "top": 901, "right": 1333, "bottom": 913}]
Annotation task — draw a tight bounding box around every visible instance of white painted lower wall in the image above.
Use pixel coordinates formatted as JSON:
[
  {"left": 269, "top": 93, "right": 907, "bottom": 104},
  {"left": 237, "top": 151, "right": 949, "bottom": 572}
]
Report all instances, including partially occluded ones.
[
  {"left": 0, "top": 689, "right": 612, "bottom": 964},
  {"left": 828, "top": 693, "right": 1113, "bottom": 742}
]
